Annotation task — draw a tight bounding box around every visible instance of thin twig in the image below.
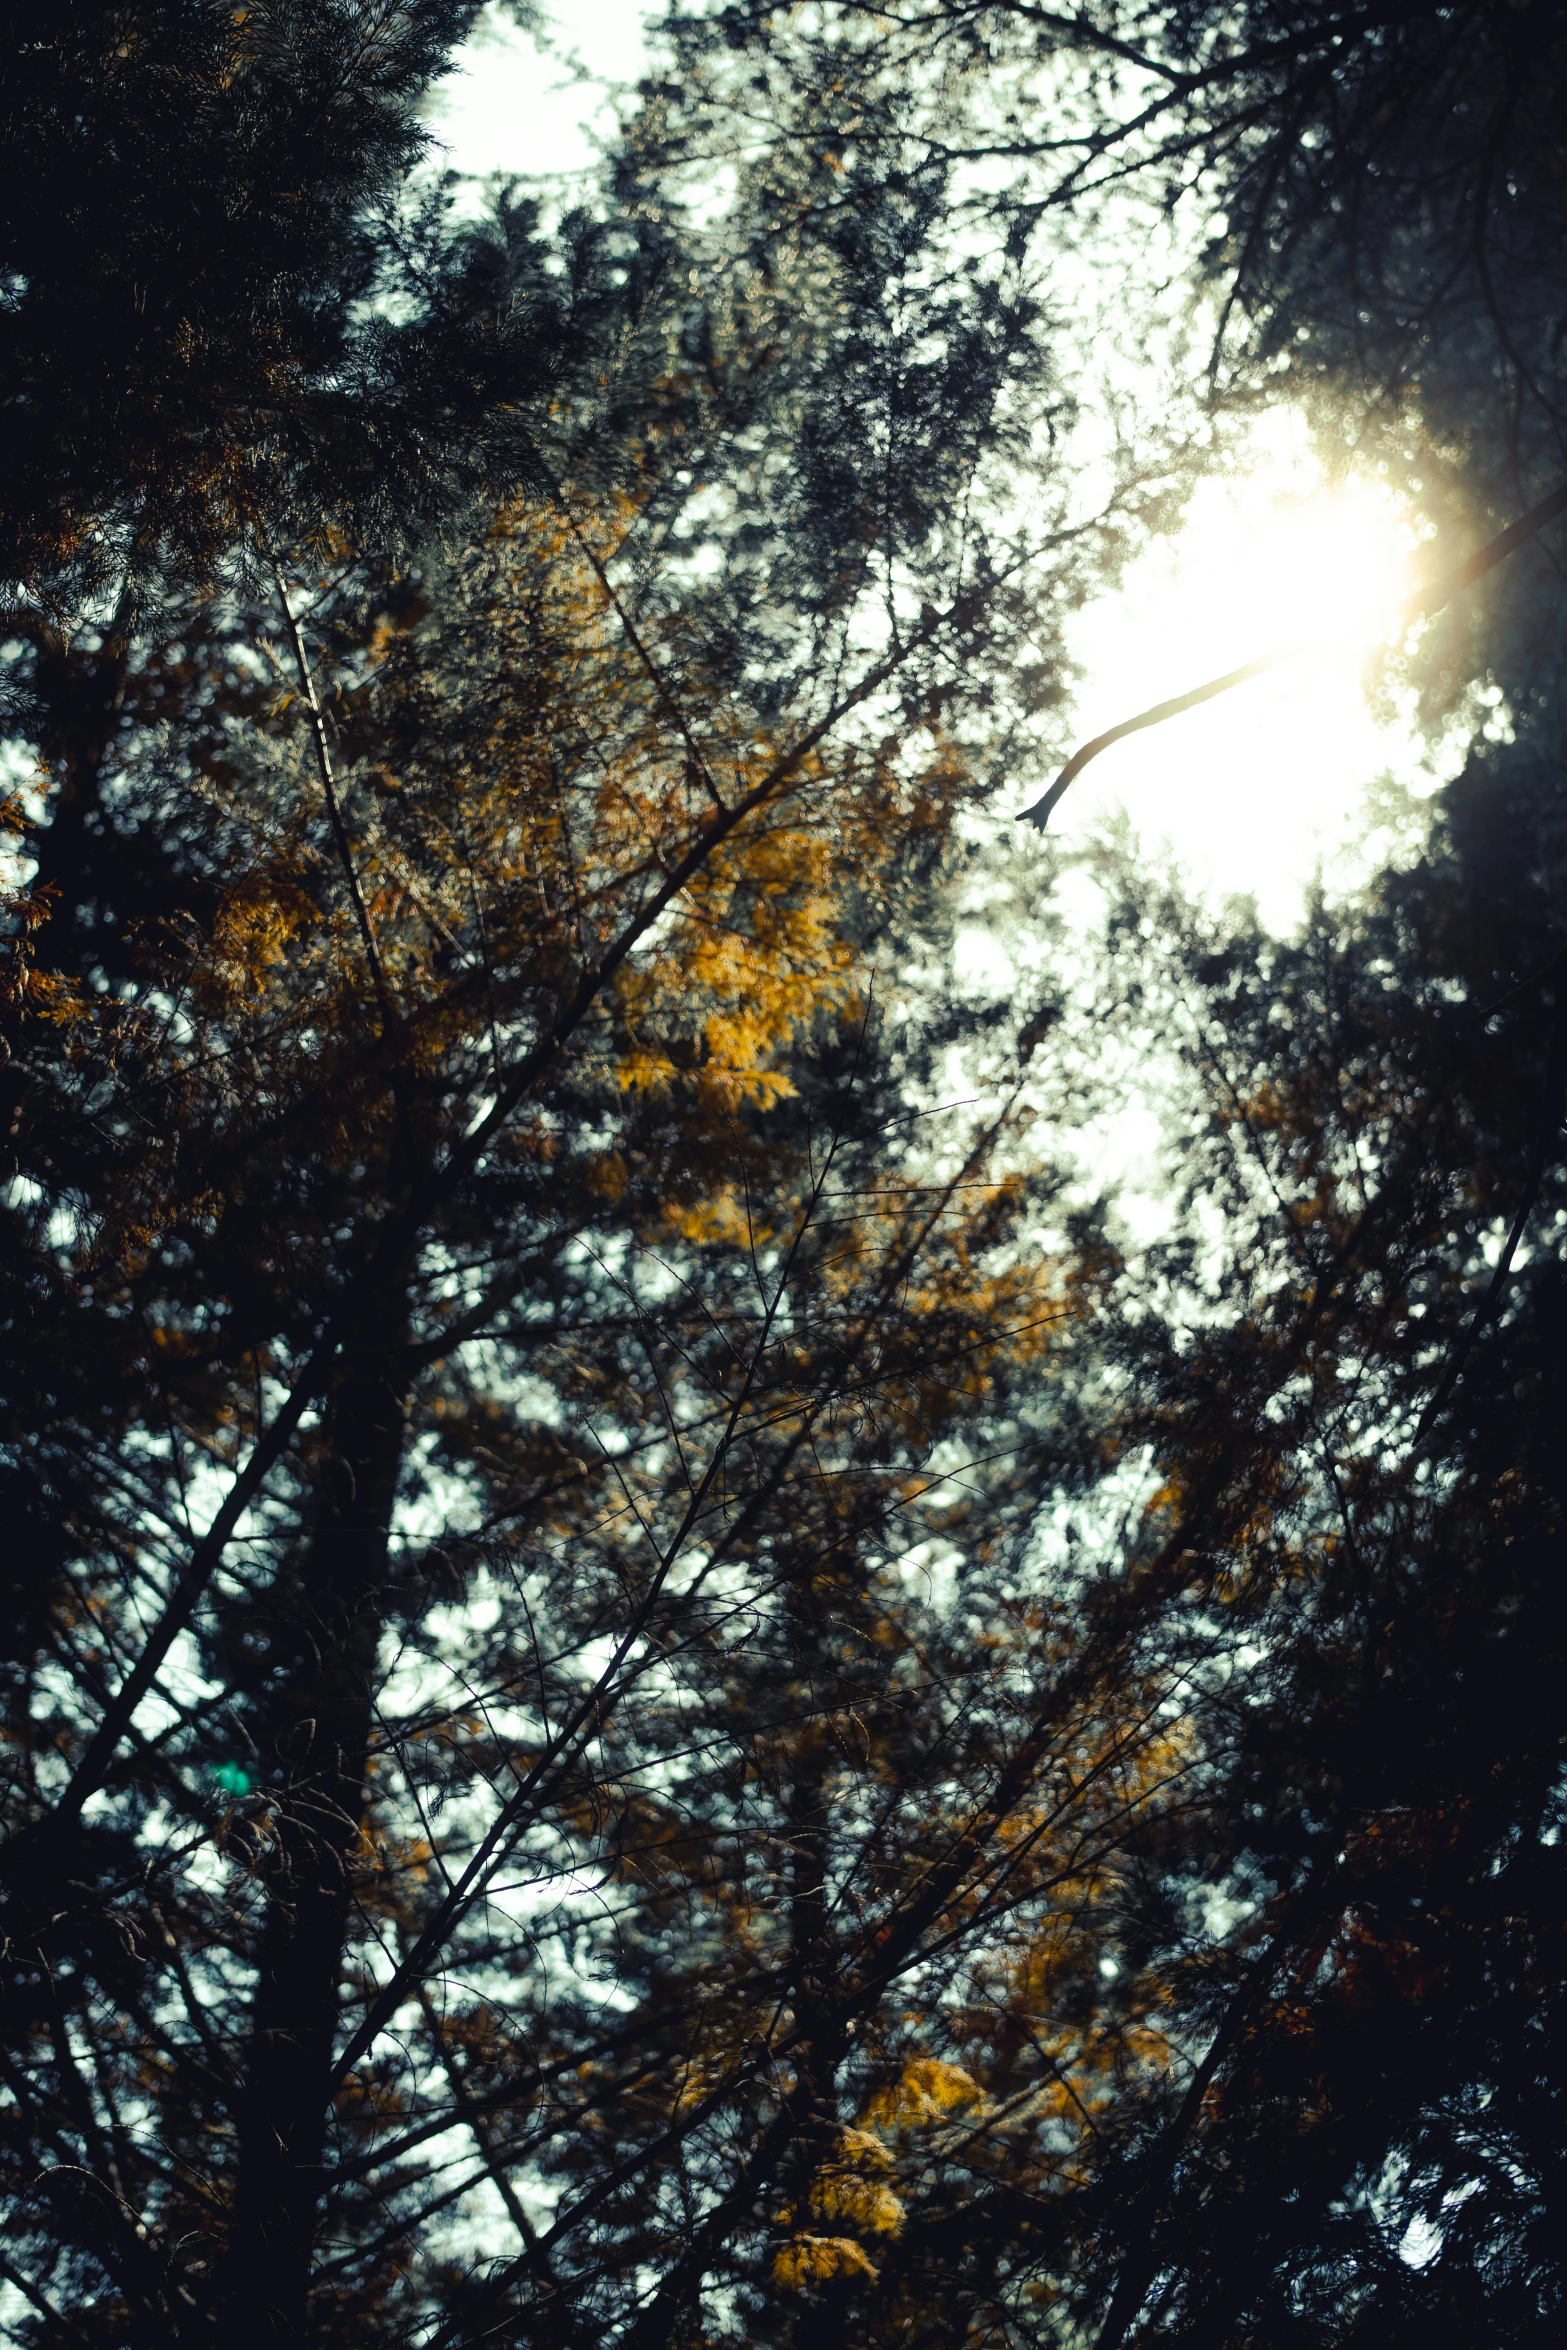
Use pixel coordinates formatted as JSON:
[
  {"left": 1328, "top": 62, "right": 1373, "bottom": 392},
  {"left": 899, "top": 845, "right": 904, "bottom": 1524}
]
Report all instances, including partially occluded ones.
[{"left": 272, "top": 561, "right": 400, "bottom": 1035}]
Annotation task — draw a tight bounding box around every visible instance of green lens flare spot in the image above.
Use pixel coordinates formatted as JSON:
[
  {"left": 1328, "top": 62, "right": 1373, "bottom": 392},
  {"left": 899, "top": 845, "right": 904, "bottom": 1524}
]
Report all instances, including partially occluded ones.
[{"left": 213, "top": 1762, "right": 253, "bottom": 1796}]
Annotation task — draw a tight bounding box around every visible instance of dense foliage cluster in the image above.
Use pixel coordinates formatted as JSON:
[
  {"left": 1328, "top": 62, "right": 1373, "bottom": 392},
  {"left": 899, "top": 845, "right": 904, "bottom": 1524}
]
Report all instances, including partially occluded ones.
[{"left": 2, "top": 6, "right": 1564, "bottom": 2348}]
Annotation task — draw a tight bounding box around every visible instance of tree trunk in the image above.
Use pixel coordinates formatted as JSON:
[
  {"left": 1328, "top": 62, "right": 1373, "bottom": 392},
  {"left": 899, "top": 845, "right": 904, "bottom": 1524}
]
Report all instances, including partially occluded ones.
[{"left": 218, "top": 1275, "right": 411, "bottom": 2344}]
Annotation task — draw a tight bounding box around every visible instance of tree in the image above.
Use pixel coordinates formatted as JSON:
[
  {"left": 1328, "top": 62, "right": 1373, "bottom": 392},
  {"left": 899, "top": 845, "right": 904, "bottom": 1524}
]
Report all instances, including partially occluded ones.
[
  {"left": 1063, "top": 13, "right": 1567, "bottom": 2342},
  {"left": 0, "top": 0, "right": 570, "bottom": 609},
  {"left": 0, "top": 20, "right": 1199, "bottom": 2345},
  {"left": 660, "top": 8, "right": 1567, "bottom": 2343},
  {"left": 19, "top": 8, "right": 1566, "bottom": 2346}
]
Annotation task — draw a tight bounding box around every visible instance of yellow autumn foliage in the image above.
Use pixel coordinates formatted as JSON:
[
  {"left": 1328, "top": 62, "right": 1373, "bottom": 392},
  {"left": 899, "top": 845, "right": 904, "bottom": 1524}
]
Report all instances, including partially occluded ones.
[
  {"left": 863, "top": 2056, "right": 981, "bottom": 2132},
  {"left": 772, "top": 2235, "right": 881, "bottom": 2291}
]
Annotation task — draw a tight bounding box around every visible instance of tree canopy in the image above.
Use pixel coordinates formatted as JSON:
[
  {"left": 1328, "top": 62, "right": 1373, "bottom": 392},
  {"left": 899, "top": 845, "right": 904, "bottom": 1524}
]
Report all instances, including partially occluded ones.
[{"left": 2, "top": 6, "right": 1565, "bottom": 2349}]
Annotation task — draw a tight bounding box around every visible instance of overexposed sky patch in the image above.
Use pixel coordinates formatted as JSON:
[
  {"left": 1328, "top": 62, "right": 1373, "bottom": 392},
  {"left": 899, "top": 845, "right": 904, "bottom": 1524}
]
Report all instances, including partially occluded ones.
[
  {"left": 1055, "top": 407, "right": 1459, "bottom": 928},
  {"left": 424, "top": 0, "right": 652, "bottom": 184}
]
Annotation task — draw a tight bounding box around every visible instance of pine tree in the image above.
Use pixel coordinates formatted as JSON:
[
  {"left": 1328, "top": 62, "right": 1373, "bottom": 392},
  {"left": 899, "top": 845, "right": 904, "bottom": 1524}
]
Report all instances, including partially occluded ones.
[
  {"left": 671, "top": 9, "right": 1567, "bottom": 2343},
  {"left": 0, "top": 1, "right": 568, "bottom": 608},
  {"left": 0, "top": 20, "right": 1194, "bottom": 2345},
  {"left": 21, "top": 8, "right": 1566, "bottom": 2344}
]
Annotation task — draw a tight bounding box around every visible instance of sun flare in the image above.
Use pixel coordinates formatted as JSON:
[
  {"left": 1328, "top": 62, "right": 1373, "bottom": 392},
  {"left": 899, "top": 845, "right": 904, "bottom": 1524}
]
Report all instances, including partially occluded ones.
[
  {"left": 1061, "top": 419, "right": 1435, "bottom": 925},
  {"left": 1232, "top": 476, "right": 1416, "bottom": 654}
]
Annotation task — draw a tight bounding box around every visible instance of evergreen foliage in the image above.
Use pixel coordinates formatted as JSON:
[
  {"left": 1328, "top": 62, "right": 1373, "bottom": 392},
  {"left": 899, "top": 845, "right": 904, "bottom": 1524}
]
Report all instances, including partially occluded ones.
[
  {"left": 0, "top": 2, "right": 575, "bottom": 610},
  {"left": 1, "top": 12, "right": 1176, "bottom": 2343},
  {"left": 4, "top": 6, "right": 1567, "bottom": 2349}
]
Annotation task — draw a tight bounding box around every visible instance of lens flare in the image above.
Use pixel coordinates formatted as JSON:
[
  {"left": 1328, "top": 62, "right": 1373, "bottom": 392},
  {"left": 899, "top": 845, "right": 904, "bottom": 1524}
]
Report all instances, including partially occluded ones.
[
  {"left": 1062, "top": 425, "right": 1434, "bottom": 927},
  {"left": 1249, "top": 478, "right": 1417, "bottom": 652}
]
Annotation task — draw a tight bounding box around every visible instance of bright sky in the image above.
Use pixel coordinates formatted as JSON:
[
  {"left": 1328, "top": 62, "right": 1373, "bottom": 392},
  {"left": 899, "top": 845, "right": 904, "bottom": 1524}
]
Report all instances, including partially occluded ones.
[
  {"left": 1059, "top": 412, "right": 1453, "bottom": 927},
  {"left": 426, "top": 6, "right": 1462, "bottom": 933},
  {"left": 425, "top": 0, "right": 650, "bottom": 181}
]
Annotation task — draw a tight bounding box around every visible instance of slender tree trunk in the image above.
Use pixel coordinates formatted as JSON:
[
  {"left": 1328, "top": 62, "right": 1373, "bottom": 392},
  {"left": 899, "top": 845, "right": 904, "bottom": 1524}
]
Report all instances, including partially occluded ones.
[{"left": 218, "top": 1273, "right": 411, "bottom": 2345}]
